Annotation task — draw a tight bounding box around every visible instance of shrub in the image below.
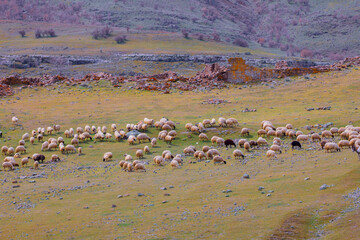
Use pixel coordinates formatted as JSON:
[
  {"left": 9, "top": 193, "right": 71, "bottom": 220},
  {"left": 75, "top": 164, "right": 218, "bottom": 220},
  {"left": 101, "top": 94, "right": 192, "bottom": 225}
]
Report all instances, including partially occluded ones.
[
  {"left": 115, "top": 35, "right": 127, "bottom": 44},
  {"left": 182, "top": 30, "right": 189, "bottom": 39},
  {"left": 212, "top": 32, "right": 220, "bottom": 42},
  {"left": 35, "top": 29, "right": 42, "bottom": 38},
  {"left": 233, "top": 38, "right": 249, "bottom": 47},
  {"left": 92, "top": 26, "right": 113, "bottom": 39},
  {"left": 300, "top": 48, "right": 313, "bottom": 58},
  {"left": 19, "top": 30, "right": 26, "bottom": 37}
]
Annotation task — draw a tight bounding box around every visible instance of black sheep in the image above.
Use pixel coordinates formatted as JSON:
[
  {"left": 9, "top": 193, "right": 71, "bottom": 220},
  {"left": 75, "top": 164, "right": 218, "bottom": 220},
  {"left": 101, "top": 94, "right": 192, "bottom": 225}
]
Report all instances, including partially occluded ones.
[
  {"left": 225, "top": 139, "right": 236, "bottom": 148},
  {"left": 291, "top": 141, "right": 302, "bottom": 150},
  {"left": 33, "top": 154, "right": 45, "bottom": 163}
]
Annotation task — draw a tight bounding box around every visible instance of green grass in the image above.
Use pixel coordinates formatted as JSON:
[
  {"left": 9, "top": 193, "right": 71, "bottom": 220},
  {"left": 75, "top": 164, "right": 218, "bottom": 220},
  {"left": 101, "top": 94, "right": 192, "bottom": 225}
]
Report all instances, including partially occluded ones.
[{"left": 0, "top": 68, "right": 359, "bottom": 239}]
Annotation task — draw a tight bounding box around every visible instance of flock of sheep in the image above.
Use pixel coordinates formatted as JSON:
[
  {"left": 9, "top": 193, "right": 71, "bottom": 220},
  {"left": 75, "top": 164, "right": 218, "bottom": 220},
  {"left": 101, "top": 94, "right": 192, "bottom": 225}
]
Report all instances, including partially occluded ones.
[{"left": 2, "top": 116, "right": 360, "bottom": 172}]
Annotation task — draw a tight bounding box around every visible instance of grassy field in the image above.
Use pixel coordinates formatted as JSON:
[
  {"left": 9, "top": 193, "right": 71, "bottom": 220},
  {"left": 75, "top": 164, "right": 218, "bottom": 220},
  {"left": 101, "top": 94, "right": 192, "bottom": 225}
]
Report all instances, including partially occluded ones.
[
  {"left": 0, "top": 20, "right": 278, "bottom": 56},
  {"left": 0, "top": 68, "right": 359, "bottom": 239}
]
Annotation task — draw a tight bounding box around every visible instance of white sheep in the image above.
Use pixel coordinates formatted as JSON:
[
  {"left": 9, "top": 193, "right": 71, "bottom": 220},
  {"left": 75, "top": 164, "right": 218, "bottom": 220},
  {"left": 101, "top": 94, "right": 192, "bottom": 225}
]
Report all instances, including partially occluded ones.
[
  {"left": 11, "top": 116, "right": 18, "bottom": 124},
  {"left": 134, "top": 163, "right": 146, "bottom": 172},
  {"left": 153, "top": 156, "right": 165, "bottom": 166},
  {"left": 15, "top": 145, "right": 26, "bottom": 154},
  {"left": 2, "top": 162, "right": 13, "bottom": 171},
  {"left": 22, "top": 133, "right": 30, "bottom": 141},
  {"left": 233, "top": 149, "right": 245, "bottom": 159},
  {"left": 7, "top": 147, "right": 15, "bottom": 156},
  {"left": 296, "top": 134, "right": 309, "bottom": 142},
  {"left": 137, "top": 133, "right": 151, "bottom": 143},
  {"left": 78, "top": 147, "right": 82, "bottom": 155},
  {"left": 136, "top": 150, "right": 144, "bottom": 159},
  {"left": 103, "top": 152, "right": 113, "bottom": 161},
  {"left": 51, "top": 154, "right": 60, "bottom": 162},
  {"left": 170, "top": 159, "right": 180, "bottom": 168},
  {"left": 30, "top": 137, "right": 35, "bottom": 145},
  {"left": 213, "top": 155, "right": 226, "bottom": 164},
  {"left": 21, "top": 157, "right": 31, "bottom": 167},
  {"left": 270, "top": 145, "right": 282, "bottom": 153},
  {"left": 144, "top": 146, "right": 150, "bottom": 154},
  {"left": 151, "top": 138, "right": 157, "bottom": 147},
  {"left": 34, "top": 161, "right": 39, "bottom": 170},
  {"left": 64, "top": 145, "right": 77, "bottom": 154},
  {"left": 199, "top": 133, "right": 209, "bottom": 141},
  {"left": 124, "top": 154, "right": 133, "bottom": 161},
  {"left": 128, "top": 135, "right": 136, "bottom": 145},
  {"left": 266, "top": 150, "right": 276, "bottom": 158}
]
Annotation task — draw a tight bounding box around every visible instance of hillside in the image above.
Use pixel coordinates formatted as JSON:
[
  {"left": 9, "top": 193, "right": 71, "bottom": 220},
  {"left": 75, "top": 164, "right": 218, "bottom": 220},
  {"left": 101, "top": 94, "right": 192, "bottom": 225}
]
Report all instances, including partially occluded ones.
[{"left": 1, "top": 0, "right": 360, "bottom": 59}]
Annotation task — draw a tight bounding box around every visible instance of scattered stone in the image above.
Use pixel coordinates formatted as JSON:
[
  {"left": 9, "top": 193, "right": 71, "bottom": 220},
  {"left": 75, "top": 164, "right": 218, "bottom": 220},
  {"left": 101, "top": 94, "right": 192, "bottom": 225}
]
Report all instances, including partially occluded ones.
[
  {"left": 168, "top": 185, "right": 174, "bottom": 189},
  {"left": 162, "top": 201, "right": 168, "bottom": 204},
  {"left": 117, "top": 195, "right": 123, "bottom": 198},
  {"left": 160, "top": 187, "right": 167, "bottom": 190},
  {"left": 266, "top": 193, "right": 271, "bottom": 197},
  {"left": 320, "top": 184, "right": 329, "bottom": 190},
  {"left": 304, "top": 177, "right": 310, "bottom": 181},
  {"left": 243, "top": 173, "right": 250, "bottom": 179},
  {"left": 258, "top": 186, "right": 265, "bottom": 191},
  {"left": 112, "top": 204, "right": 117, "bottom": 208},
  {"left": 137, "top": 193, "right": 145, "bottom": 197}
]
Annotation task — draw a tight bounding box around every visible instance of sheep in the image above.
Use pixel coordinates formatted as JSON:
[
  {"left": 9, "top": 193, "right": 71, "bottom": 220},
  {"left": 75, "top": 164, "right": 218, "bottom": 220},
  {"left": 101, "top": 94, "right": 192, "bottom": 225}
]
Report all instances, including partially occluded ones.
[
  {"left": 155, "top": 121, "right": 164, "bottom": 129},
  {"left": 295, "top": 131, "right": 303, "bottom": 137},
  {"left": 266, "top": 150, "right": 276, "bottom": 159},
  {"left": 270, "top": 144, "right": 282, "bottom": 153},
  {"left": 275, "top": 130, "right": 284, "bottom": 138},
  {"left": 15, "top": 145, "right": 26, "bottom": 154},
  {"left": 338, "top": 140, "right": 350, "bottom": 149},
  {"left": 64, "top": 145, "right": 77, "bottom": 154},
  {"left": 128, "top": 135, "right": 136, "bottom": 145},
  {"left": 29, "top": 137, "right": 35, "bottom": 145},
  {"left": 163, "top": 135, "right": 173, "bottom": 144},
  {"left": 257, "top": 137, "right": 268, "bottom": 146},
  {"left": 7, "top": 147, "right": 14, "bottom": 156},
  {"left": 78, "top": 147, "right": 82, "bottom": 155},
  {"left": 59, "top": 143, "right": 65, "bottom": 153},
  {"left": 203, "top": 119, "right": 211, "bottom": 127},
  {"left": 190, "top": 125, "right": 199, "bottom": 133},
  {"left": 164, "top": 153, "right": 174, "bottom": 161},
  {"left": 136, "top": 150, "right": 144, "bottom": 159},
  {"left": 273, "top": 138, "right": 281, "bottom": 146},
  {"left": 144, "top": 146, "right": 150, "bottom": 154},
  {"left": 34, "top": 161, "right": 39, "bottom": 170},
  {"left": 210, "top": 118, "right": 216, "bottom": 126},
  {"left": 244, "top": 142, "right": 251, "bottom": 152},
  {"left": 153, "top": 156, "right": 165, "bottom": 166},
  {"left": 185, "top": 123, "right": 193, "bottom": 131},
  {"left": 41, "top": 128, "right": 46, "bottom": 135},
  {"left": 95, "top": 131, "right": 105, "bottom": 141},
  {"left": 158, "top": 131, "right": 167, "bottom": 140},
  {"left": 162, "top": 124, "right": 172, "bottom": 131},
  {"left": 54, "top": 124, "right": 61, "bottom": 132},
  {"left": 218, "top": 117, "right": 226, "bottom": 127},
  {"left": 296, "top": 135, "right": 309, "bottom": 142},
  {"left": 48, "top": 142, "right": 58, "bottom": 151},
  {"left": 330, "top": 127, "right": 339, "bottom": 135},
  {"left": 144, "top": 118, "right": 154, "bottom": 126},
  {"left": 134, "top": 163, "right": 146, "bottom": 172},
  {"left": 324, "top": 142, "right": 341, "bottom": 153},
  {"left": 286, "top": 130, "right": 296, "bottom": 138},
  {"left": 286, "top": 123, "right": 293, "bottom": 129},
  {"left": 12, "top": 116, "right": 18, "bottom": 124},
  {"left": 198, "top": 133, "right": 208, "bottom": 141},
  {"left": 233, "top": 149, "right": 245, "bottom": 159},
  {"left": 211, "top": 136, "right": 219, "bottom": 145},
  {"left": 105, "top": 133, "right": 112, "bottom": 140},
  {"left": 111, "top": 124, "right": 117, "bottom": 132},
  {"left": 14, "top": 153, "right": 21, "bottom": 158},
  {"left": 237, "top": 139, "right": 247, "bottom": 148},
  {"left": 32, "top": 154, "right": 45, "bottom": 163},
  {"left": 151, "top": 138, "right": 157, "bottom": 147},
  {"left": 3, "top": 162, "right": 13, "bottom": 171},
  {"left": 257, "top": 129, "right": 267, "bottom": 137},
  {"left": 103, "top": 152, "right": 113, "bottom": 162},
  {"left": 207, "top": 149, "right": 220, "bottom": 159},
  {"left": 225, "top": 139, "right": 236, "bottom": 148},
  {"left": 241, "top": 128, "right": 250, "bottom": 137},
  {"left": 320, "top": 140, "right": 328, "bottom": 150},
  {"left": 321, "top": 130, "right": 334, "bottom": 139},
  {"left": 183, "top": 147, "right": 195, "bottom": 156},
  {"left": 4, "top": 156, "right": 15, "bottom": 163},
  {"left": 47, "top": 127, "right": 54, "bottom": 135},
  {"left": 122, "top": 161, "right": 129, "bottom": 170},
  {"left": 22, "top": 133, "right": 30, "bottom": 141},
  {"left": 64, "top": 130, "right": 71, "bottom": 138},
  {"left": 291, "top": 141, "right": 302, "bottom": 150},
  {"left": 194, "top": 151, "right": 206, "bottom": 161},
  {"left": 1, "top": 146, "right": 8, "bottom": 155},
  {"left": 21, "top": 157, "right": 31, "bottom": 167},
  {"left": 119, "top": 160, "right": 126, "bottom": 168},
  {"left": 51, "top": 154, "right": 60, "bottom": 162},
  {"left": 202, "top": 146, "right": 211, "bottom": 153},
  {"left": 162, "top": 150, "right": 171, "bottom": 158},
  {"left": 173, "top": 156, "right": 183, "bottom": 165},
  {"left": 267, "top": 130, "right": 276, "bottom": 137},
  {"left": 216, "top": 138, "right": 225, "bottom": 147},
  {"left": 213, "top": 155, "right": 226, "bottom": 164},
  {"left": 170, "top": 159, "right": 180, "bottom": 168},
  {"left": 311, "top": 133, "right": 321, "bottom": 142}
]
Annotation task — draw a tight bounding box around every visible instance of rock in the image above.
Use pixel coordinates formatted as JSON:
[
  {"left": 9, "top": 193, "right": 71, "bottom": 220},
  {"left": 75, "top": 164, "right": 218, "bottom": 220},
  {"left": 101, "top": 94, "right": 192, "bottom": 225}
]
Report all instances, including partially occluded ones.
[
  {"left": 84, "top": 206, "right": 89, "bottom": 209},
  {"left": 225, "top": 195, "right": 230, "bottom": 197},
  {"left": 266, "top": 193, "right": 271, "bottom": 197},
  {"left": 243, "top": 173, "right": 250, "bottom": 179},
  {"left": 137, "top": 193, "right": 144, "bottom": 197},
  {"left": 117, "top": 195, "right": 123, "bottom": 198},
  {"left": 160, "top": 187, "right": 167, "bottom": 190},
  {"left": 112, "top": 204, "right": 117, "bottom": 208},
  {"left": 304, "top": 177, "right": 310, "bottom": 181},
  {"left": 320, "top": 184, "right": 329, "bottom": 190},
  {"left": 168, "top": 185, "right": 174, "bottom": 188},
  {"left": 59, "top": 197, "right": 63, "bottom": 200},
  {"left": 162, "top": 201, "right": 168, "bottom": 204},
  {"left": 258, "top": 186, "right": 265, "bottom": 191}
]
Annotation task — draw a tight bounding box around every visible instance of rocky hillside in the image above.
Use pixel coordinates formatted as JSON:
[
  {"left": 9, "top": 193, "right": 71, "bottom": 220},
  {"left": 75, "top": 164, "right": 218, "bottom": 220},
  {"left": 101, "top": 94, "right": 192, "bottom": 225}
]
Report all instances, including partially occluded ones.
[{"left": 1, "top": 0, "right": 359, "bottom": 59}]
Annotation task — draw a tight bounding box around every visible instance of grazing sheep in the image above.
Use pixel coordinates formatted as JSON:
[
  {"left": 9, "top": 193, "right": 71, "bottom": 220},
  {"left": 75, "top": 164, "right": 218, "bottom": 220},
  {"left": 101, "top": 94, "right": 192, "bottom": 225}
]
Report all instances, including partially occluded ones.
[
  {"left": 30, "top": 137, "right": 35, "bottom": 145},
  {"left": 296, "top": 134, "right": 309, "bottom": 142},
  {"left": 211, "top": 136, "right": 219, "bottom": 145},
  {"left": 164, "top": 135, "right": 174, "bottom": 144},
  {"left": 241, "top": 128, "right": 250, "bottom": 137},
  {"left": 286, "top": 130, "right": 296, "bottom": 138},
  {"left": 103, "top": 152, "right": 113, "bottom": 162},
  {"left": 291, "top": 141, "right": 302, "bottom": 150},
  {"left": 21, "top": 157, "right": 31, "bottom": 167},
  {"left": 286, "top": 123, "right": 293, "bottom": 129},
  {"left": 199, "top": 133, "right": 209, "bottom": 141},
  {"left": 275, "top": 130, "right": 284, "bottom": 138},
  {"left": 124, "top": 154, "right": 133, "bottom": 161},
  {"left": 185, "top": 123, "right": 193, "bottom": 131},
  {"left": 338, "top": 140, "right": 350, "bottom": 149},
  {"left": 127, "top": 163, "right": 134, "bottom": 172},
  {"left": 194, "top": 151, "right": 206, "bottom": 161},
  {"left": 190, "top": 125, "right": 199, "bottom": 133},
  {"left": 137, "top": 133, "right": 151, "bottom": 143},
  {"left": 4, "top": 156, "right": 15, "bottom": 163},
  {"left": 203, "top": 119, "right": 211, "bottom": 127},
  {"left": 257, "top": 137, "right": 268, "bottom": 146},
  {"left": 324, "top": 142, "right": 341, "bottom": 153},
  {"left": 3, "top": 162, "right": 13, "bottom": 171},
  {"left": 37, "top": 134, "right": 44, "bottom": 142},
  {"left": 170, "top": 159, "right": 180, "bottom": 168},
  {"left": 48, "top": 142, "right": 58, "bottom": 151},
  {"left": 41, "top": 142, "right": 49, "bottom": 152},
  {"left": 164, "top": 153, "right": 174, "bottom": 161},
  {"left": 184, "top": 147, "right": 195, "bottom": 156},
  {"left": 64, "top": 130, "right": 71, "bottom": 138},
  {"left": 34, "top": 161, "right": 39, "bottom": 170},
  {"left": 165, "top": 121, "right": 176, "bottom": 129},
  {"left": 162, "top": 124, "right": 172, "bottom": 131},
  {"left": 105, "top": 133, "right": 112, "bottom": 140},
  {"left": 173, "top": 156, "right": 183, "bottom": 165},
  {"left": 22, "top": 133, "right": 30, "bottom": 141},
  {"left": 32, "top": 154, "right": 45, "bottom": 163},
  {"left": 216, "top": 138, "right": 225, "bottom": 147},
  {"left": 111, "top": 124, "right": 117, "bottom": 132},
  {"left": 14, "top": 153, "right": 21, "bottom": 158},
  {"left": 270, "top": 144, "right": 282, "bottom": 153},
  {"left": 244, "top": 142, "right": 251, "bottom": 152},
  {"left": 153, "top": 156, "right": 165, "bottom": 166},
  {"left": 321, "top": 130, "right": 334, "bottom": 139},
  {"left": 47, "top": 127, "right": 54, "bottom": 135},
  {"left": 267, "top": 130, "right": 276, "bottom": 137},
  {"left": 202, "top": 146, "right": 211, "bottom": 153},
  {"left": 12, "top": 116, "right": 18, "bottom": 124},
  {"left": 144, "top": 146, "right": 150, "bottom": 154},
  {"left": 119, "top": 160, "right": 126, "bottom": 168},
  {"left": 85, "top": 125, "right": 91, "bottom": 133},
  {"left": 15, "top": 145, "right": 26, "bottom": 154},
  {"left": 233, "top": 149, "right": 245, "bottom": 159},
  {"left": 77, "top": 147, "right": 82, "bottom": 155},
  {"left": 151, "top": 138, "right": 157, "bottom": 147},
  {"left": 162, "top": 150, "right": 171, "bottom": 158},
  {"left": 51, "top": 154, "right": 60, "bottom": 162},
  {"left": 249, "top": 140, "right": 258, "bottom": 148},
  {"left": 273, "top": 138, "right": 281, "bottom": 146},
  {"left": 213, "top": 155, "right": 226, "bottom": 164},
  {"left": 320, "top": 140, "right": 328, "bottom": 149},
  {"left": 210, "top": 118, "right": 216, "bottom": 126},
  {"left": 127, "top": 135, "right": 136, "bottom": 145},
  {"left": 238, "top": 139, "right": 247, "bottom": 148},
  {"left": 6, "top": 147, "right": 14, "bottom": 156},
  {"left": 330, "top": 127, "right": 339, "bottom": 135},
  {"left": 64, "top": 145, "right": 77, "bottom": 154},
  {"left": 224, "top": 139, "right": 236, "bottom": 148},
  {"left": 155, "top": 121, "right": 164, "bottom": 129},
  {"left": 136, "top": 150, "right": 144, "bottom": 159},
  {"left": 207, "top": 149, "right": 220, "bottom": 159},
  {"left": 257, "top": 129, "right": 267, "bottom": 137},
  {"left": 134, "top": 163, "right": 146, "bottom": 172},
  {"left": 266, "top": 150, "right": 276, "bottom": 158},
  {"left": 218, "top": 117, "right": 226, "bottom": 127},
  {"left": 168, "top": 130, "right": 177, "bottom": 138},
  {"left": 311, "top": 133, "right": 321, "bottom": 142},
  {"left": 54, "top": 125, "right": 61, "bottom": 132},
  {"left": 295, "top": 131, "right": 303, "bottom": 137},
  {"left": 144, "top": 118, "right": 154, "bottom": 126}
]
